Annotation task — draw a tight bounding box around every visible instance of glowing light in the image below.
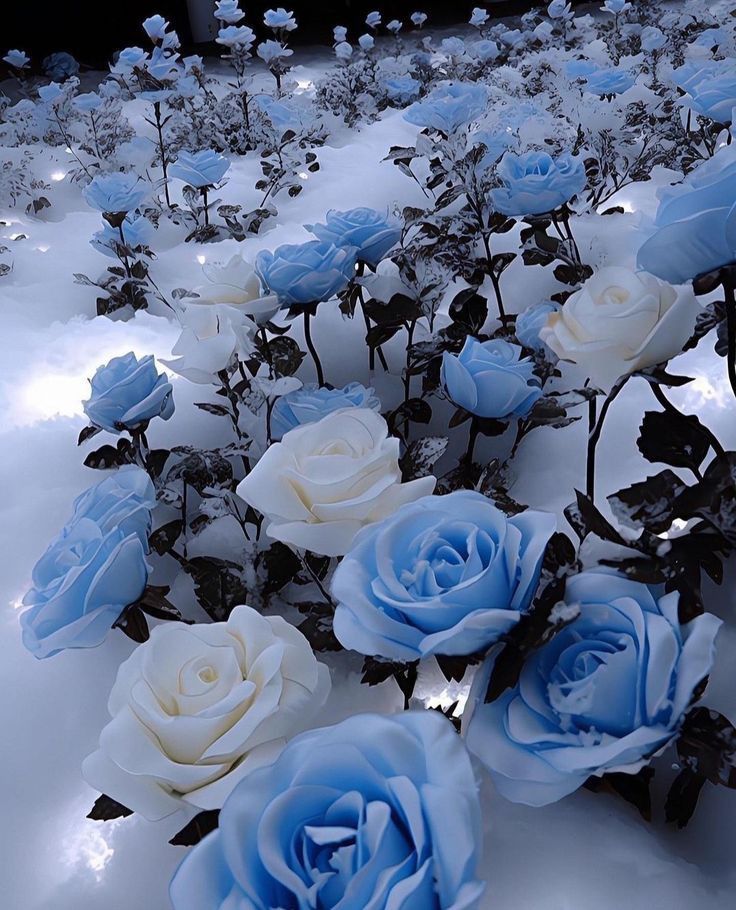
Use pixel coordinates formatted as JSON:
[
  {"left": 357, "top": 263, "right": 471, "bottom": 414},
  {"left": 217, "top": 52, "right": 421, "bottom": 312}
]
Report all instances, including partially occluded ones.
[
  {"left": 196, "top": 254, "right": 206, "bottom": 265},
  {"left": 62, "top": 814, "right": 119, "bottom": 881},
  {"left": 51, "top": 170, "right": 66, "bottom": 181},
  {"left": 297, "top": 79, "right": 313, "bottom": 89},
  {"left": 298, "top": 172, "right": 309, "bottom": 180},
  {"left": 20, "top": 373, "right": 89, "bottom": 421},
  {"left": 36, "top": 244, "right": 50, "bottom": 253}
]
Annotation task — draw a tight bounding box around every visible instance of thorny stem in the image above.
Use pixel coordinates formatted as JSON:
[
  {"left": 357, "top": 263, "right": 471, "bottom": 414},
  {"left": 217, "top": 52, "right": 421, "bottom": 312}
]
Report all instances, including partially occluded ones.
[{"left": 586, "top": 377, "right": 629, "bottom": 504}]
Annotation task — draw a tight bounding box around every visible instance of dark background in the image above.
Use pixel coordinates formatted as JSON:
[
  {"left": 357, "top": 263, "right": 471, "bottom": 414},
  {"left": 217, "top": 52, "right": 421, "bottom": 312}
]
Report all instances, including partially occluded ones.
[{"left": 2, "top": 1, "right": 551, "bottom": 68}]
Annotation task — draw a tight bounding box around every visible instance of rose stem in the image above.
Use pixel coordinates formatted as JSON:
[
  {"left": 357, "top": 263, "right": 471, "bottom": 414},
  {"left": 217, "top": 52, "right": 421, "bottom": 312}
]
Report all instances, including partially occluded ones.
[
  {"left": 722, "top": 267, "right": 736, "bottom": 401},
  {"left": 586, "top": 376, "right": 628, "bottom": 504},
  {"left": 303, "top": 307, "right": 325, "bottom": 386},
  {"left": 465, "top": 416, "right": 480, "bottom": 466}
]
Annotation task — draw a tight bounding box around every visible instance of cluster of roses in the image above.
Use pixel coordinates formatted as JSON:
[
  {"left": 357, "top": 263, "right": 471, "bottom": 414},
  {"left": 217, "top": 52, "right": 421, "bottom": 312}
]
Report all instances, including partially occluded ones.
[{"left": 16, "top": 3, "right": 736, "bottom": 909}]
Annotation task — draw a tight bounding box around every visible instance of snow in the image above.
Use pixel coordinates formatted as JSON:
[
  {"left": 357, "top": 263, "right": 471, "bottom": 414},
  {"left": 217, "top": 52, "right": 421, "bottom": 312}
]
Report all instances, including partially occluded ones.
[{"left": 2, "top": 38, "right": 736, "bottom": 910}]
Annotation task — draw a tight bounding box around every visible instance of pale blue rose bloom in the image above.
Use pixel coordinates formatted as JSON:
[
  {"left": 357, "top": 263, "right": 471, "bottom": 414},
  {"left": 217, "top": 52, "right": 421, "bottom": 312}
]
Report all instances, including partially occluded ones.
[
  {"left": 548, "top": 0, "right": 572, "bottom": 19},
  {"left": 386, "top": 19, "right": 403, "bottom": 33},
  {"left": 637, "top": 150, "right": 736, "bottom": 283},
  {"left": 471, "top": 129, "right": 513, "bottom": 171},
  {"left": 640, "top": 26, "right": 666, "bottom": 53},
  {"left": 73, "top": 92, "right": 103, "bottom": 113},
  {"left": 142, "top": 14, "right": 169, "bottom": 41},
  {"left": 470, "top": 7, "right": 489, "bottom": 27},
  {"left": 515, "top": 301, "right": 560, "bottom": 352},
  {"left": 404, "top": 81, "right": 488, "bottom": 134},
  {"left": 359, "top": 33, "right": 375, "bottom": 51},
  {"left": 411, "top": 12, "right": 428, "bottom": 27},
  {"left": 169, "top": 149, "right": 230, "bottom": 188},
  {"left": 366, "top": 10, "right": 381, "bottom": 28},
  {"left": 43, "top": 51, "right": 79, "bottom": 80},
  {"left": 584, "top": 67, "right": 636, "bottom": 96},
  {"left": 333, "top": 490, "right": 556, "bottom": 659},
  {"left": 603, "top": 0, "right": 628, "bottom": 13},
  {"left": 111, "top": 47, "right": 148, "bottom": 75},
  {"left": 306, "top": 208, "right": 401, "bottom": 268},
  {"left": 3, "top": 49, "right": 30, "bottom": 69},
  {"left": 501, "top": 29, "right": 524, "bottom": 47},
  {"left": 271, "top": 382, "right": 380, "bottom": 439},
  {"left": 146, "top": 46, "right": 180, "bottom": 81},
  {"left": 491, "top": 150, "right": 586, "bottom": 217},
  {"left": 256, "top": 94, "right": 305, "bottom": 131},
  {"left": 464, "top": 571, "right": 721, "bottom": 806},
  {"left": 214, "top": 0, "right": 245, "bottom": 23},
  {"left": 170, "top": 711, "right": 486, "bottom": 910},
  {"left": 442, "top": 338, "right": 542, "bottom": 418},
  {"left": 91, "top": 214, "right": 154, "bottom": 258},
  {"left": 256, "top": 240, "right": 358, "bottom": 305},
  {"left": 471, "top": 39, "right": 500, "bottom": 62},
  {"left": 216, "top": 25, "right": 256, "bottom": 49},
  {"left": 20, "top": 467, "right": 155, "bottom": 659},
  {"left": 384, "top": 75, "right": 421, "bottom": 102},
  {"left": 686, "top": 70, "right": 736, "bottom": 124},
  {"left": 257, "top": 39, "right": 293, "bottom": 64},
  {"left": 37, "top": 82, "right": 64, "bottom": 104},
  {"left": 83, "top": 173, "right": 150, "bottom": 214},
  {"left": 83, "top": 352, "right": 174, "bottom": 433},
  {"left": 441, "top": 37, "right": 467, "bottom": 57},
  {"left": 694, "top": 27, "right": 728, "bottom": 49},
  {"left": 264, "top": 7, "right": 297, "bottom": 30}
]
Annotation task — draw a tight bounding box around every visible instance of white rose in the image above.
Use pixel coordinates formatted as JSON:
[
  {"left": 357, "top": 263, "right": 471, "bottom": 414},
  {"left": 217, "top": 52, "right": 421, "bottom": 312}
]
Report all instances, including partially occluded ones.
[
  {"left": 194, "top": 254, "right": 280, "bottom": 325},
  {"left": 162, "top": 302, "right": 255, "bottom": 384},
  {"left": 83, "top": 605, "right": 330, "bottom": 819},
  {"left": 539, "top": 267, "right": 699, "bottom": 391},
  {"left": 237, "top": 408, "right": 436, "bottom": 556}
]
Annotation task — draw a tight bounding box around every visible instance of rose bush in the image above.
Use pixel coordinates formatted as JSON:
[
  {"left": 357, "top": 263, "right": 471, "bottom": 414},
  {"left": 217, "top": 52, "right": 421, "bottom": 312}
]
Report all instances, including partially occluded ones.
[
  {"left": 463, "top": 571, "right": 721, "bottom": 806},
  {"left": 237, "top": 408, "right": 436, "bottom": 556},
  {"left": 539, "top": 267, "right": 698, "bottom": 391},
  {"left": 332, "top": 490, "right": 556, "bottom": 659},
  {"left": 83, "top": 605, "right": 330, "bottom": 818},
  {"left": 169, "top": 711, "right": 485, "bottom": 910}
]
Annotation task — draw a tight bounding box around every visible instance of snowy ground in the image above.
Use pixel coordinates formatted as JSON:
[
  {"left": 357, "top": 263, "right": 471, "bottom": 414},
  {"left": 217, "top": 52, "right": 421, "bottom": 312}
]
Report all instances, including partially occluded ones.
[{"left": 2, "top": 48, "right": 736, "bottom": 910}]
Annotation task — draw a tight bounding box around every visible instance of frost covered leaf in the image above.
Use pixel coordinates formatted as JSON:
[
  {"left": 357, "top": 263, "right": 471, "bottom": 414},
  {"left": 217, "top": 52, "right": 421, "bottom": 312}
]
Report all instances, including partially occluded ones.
[
  {"left": 87, "top": 794, "right": 133, "bottom": 822},
  {"left": 149, "top": 521, "right": 184, "bottom": 556},
  {"left": 637, "top": 410, "right": 711, "bottom": 473},
  {"left": 400, "top": 436, "right": 448, "bottom": 481},
  {"left": 608, "top": 470, "right": 686, "bottom": 534}
]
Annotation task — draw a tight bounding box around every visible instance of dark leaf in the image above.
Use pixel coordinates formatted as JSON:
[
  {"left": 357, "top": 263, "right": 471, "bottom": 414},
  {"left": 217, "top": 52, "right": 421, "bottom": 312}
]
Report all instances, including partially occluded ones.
[
  {"left": 665, "top": 768, "right": 707, "bottom": 828},
  {"left": 169, "top": 810, "right": 220, "bottom": 846},
  {"left": 84, "top": 439, "right": 135, "bottom": 470},
  {"left": 608, "top": 470, "right": 687, "bottom": 534},
  {"left": 194, "top": 402, "right": 232, "bottom": 417},
  {"left": 677, "top": 707, "right": 736, "bottom": 789},
  {"left": 637, "top": 410, "right": 711, "bottom": 472},
  {"left": 87, "top": 795, "right": 133, "bottom": 821},
  {"left": 137, "top": 586, "right": 182, "bottom": 622},
  {"left": 113, "top": 604, "right": 150, "bottom": 643},
  {"left": 149, "top": 520, "right": 184, "bottom": 555},
  {"left": 261, "top": 542, "right": 302, "bottom": 596},
  {"left": 449, "top": 288, "right": 488, "bottom": 335},
  {"left": 400, "top": 436, "right": 449, "bottom": 481},
  {"left": 565, "top": 490, "right": 627, "bottom": 544},
  {"left": 585, "top": 767, "right": 654, "bottom": 820},
  {"left": 77, "top": 425, "right": 102, "bottom": 446}
]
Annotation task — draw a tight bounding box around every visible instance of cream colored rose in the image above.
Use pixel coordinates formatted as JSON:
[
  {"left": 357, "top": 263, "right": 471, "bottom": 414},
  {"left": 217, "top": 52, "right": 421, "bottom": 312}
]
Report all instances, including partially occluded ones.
[
  {"left": 162, "top": 302, "right": 255, "bottom": 384},
  {"left": 237, "top": 408, "right": 437, "bottom": 557},
  {"left": 539, "top": 267, "right": 699, "bottom": 391},
  {"left": 194, "top": 254, "right": 280, "bottom": 324},
  {"left": 82, "top": 605, "right": 331, "bottom": 819}
]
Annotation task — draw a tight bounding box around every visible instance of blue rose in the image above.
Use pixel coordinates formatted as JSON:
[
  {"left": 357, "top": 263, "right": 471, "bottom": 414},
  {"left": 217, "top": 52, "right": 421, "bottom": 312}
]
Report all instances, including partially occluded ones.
[
  {"left": 82, "top": 173, "right": 150, "bottom": 215},
  {"left": 42, "top": 51, "right": 79, "bottom": 80},
  {"left": 306, "top": 208, "right": 401, "bottom": 268},
  {"left": 264, "top": 7, "right": 297, "bottom": 30},
  {"left": 20, "top": 467, "right": 155, "bottom": 659},
  {"left": 640, "top": 26, "right": 666, "bottom": 53},
  {"left": 3, "top": 49, "right": 30, "bottom": 69},
  {"left": 464, "top": 571, "right": 721, "bottom": 806},
  {"left": 91, "top": 214, "right": 154, "bottom": 258},
  {"left": 271, "top": 382, "right": 380, "bottom": 439},
  {"left": 404, "top": 81, "right": 489, "bottom": 134},
  {"left": 565, "top": 58, "right": 598, "bottom": 79},
  {"left": 73, "top": 92, "right": 103, "bottom": 113},
  {"left": 471, "top": 39, "right": 500, "bottom": 62},
  {"left": 584, "top": 68, "right": 637, "bottom": 96},
  {"left": 636, "top": 149, "right": 736, "bottom": 284},
  {"left": 170, "top": 711, "right": 485, "bottom": 910},
  {"left": 384, "top": 75, "right": 422, "bottom": 103},
  {"left": 515, "top": 301, "right": 560, "bottom": 352},
  {"left": 685, "top": 71, "right": 736, "bottom": 124},
  {"left": 83, "top": 352, "right": 174, "bottom": 433},
  {"left": 441, "top": 338, "right": 542, "bottom": 418},
  {"left": 256, "top": 240, "right": 358, "bottom": 305},
  {"left": 491, "top": 150, "right": 586, "bottom": 217},
  {"left": 169, "top": 149, "right": 230, "bottom": 189},
  {"left": 332, "top": 490, "right": 556, "bottom": 659}
]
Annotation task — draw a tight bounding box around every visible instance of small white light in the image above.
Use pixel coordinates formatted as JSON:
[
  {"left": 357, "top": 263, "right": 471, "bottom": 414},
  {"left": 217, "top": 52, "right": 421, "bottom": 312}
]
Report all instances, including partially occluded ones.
[
  {"left": 298, "top": 172, "right": 309, "bottom": 180},
  {"left": 297, "top": 79, "right": 313, "bottom": 89},
  {"left": 36, "top": 244, "right": 50, "bottom": 253},
  {"left": 51, "top": 170, "right": 66, "bottom": 181},
  {"left": 196, "top": 254, "right": 206, "bottom": 265}
]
